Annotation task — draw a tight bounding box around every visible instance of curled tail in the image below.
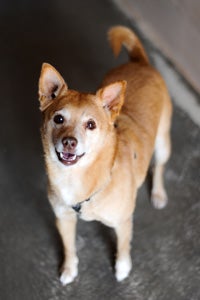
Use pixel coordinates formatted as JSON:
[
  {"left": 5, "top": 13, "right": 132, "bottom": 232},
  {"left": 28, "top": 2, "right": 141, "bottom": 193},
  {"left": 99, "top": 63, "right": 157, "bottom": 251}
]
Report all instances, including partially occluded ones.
[{"left": 108, "top": 26, "right": 149, "bottom": 64}]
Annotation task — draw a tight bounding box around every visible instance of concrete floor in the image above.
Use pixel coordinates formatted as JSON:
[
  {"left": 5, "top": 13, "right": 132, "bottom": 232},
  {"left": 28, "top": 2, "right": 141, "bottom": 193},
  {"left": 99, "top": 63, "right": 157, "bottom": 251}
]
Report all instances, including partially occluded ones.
[{"left": 0, "top": 1, "right": 199, "bottom": 299}]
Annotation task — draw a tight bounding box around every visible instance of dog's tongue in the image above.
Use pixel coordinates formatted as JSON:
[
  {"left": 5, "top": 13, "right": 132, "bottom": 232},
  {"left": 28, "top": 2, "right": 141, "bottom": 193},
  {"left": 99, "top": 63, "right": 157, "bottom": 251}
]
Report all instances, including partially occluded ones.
[{"left": 60, "top": 152, "right": 77, "bottom": 161}]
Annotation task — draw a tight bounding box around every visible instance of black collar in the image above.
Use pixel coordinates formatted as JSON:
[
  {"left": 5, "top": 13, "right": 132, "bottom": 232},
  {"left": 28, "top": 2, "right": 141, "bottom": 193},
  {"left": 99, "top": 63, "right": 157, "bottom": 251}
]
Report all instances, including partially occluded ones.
[{"left": 72, "top": 198, "right": 90, "bottom": 213}]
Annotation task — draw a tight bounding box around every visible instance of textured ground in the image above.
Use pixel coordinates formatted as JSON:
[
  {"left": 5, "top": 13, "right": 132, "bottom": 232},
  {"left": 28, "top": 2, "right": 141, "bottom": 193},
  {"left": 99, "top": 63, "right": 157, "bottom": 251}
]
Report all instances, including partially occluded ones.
[{"left": 0, "top": 1, "right": 199, "bottom": 299}]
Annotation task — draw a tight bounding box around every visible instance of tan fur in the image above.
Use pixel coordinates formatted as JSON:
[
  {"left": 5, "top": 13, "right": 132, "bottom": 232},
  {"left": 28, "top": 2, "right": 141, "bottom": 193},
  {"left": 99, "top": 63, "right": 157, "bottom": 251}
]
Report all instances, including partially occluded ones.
[{"left": 38, "top": 25, "right": 172, "bottom": 284}]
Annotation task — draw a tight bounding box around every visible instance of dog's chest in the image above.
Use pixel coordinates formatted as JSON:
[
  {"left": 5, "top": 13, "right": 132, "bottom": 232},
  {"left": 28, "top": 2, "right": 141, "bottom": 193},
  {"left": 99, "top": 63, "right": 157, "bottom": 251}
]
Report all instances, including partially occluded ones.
[{"left": 51, "top": 173, "right": 85, "bottom": 206}]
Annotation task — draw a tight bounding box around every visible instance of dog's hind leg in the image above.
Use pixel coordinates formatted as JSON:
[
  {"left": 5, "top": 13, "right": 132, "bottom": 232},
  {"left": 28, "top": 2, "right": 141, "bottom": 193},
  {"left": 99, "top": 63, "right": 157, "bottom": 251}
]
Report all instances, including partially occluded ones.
[
  {"left": 56, "top": 213, "right": 78, "bottom": 285},
  {"left": 151, "top": 100, "right": 172, "bottom": 209},
  {"left": 114, "top": 217, "right": 133, "bottom": 281}
]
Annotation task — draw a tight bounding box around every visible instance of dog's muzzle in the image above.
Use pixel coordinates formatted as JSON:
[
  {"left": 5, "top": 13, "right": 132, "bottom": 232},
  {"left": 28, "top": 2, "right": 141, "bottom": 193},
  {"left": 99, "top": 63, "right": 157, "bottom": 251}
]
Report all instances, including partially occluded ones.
[
  {"left": 56, "top": 150, "right": 85, "bottom": 166},
  {"left": 55, "top": 136, "right": 85, "bottom": 166}
]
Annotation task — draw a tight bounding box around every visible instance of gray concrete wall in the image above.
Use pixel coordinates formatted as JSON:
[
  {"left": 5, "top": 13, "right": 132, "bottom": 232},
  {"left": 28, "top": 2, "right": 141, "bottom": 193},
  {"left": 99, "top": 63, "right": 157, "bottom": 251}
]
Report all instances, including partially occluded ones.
[{"left": 114, "top": 0, "right": 200, "bottom": 93}]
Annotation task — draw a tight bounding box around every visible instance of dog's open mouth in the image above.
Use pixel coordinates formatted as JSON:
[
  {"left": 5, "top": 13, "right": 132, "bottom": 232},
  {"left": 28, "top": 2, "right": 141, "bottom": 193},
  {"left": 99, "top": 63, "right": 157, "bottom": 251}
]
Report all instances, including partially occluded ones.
[{"left": 56, "top": 151, "right": 85, "bottom": 166}]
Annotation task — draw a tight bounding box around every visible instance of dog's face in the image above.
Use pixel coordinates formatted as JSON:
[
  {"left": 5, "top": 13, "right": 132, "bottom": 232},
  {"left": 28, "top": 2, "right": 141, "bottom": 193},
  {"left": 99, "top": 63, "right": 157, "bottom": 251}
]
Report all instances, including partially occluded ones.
[{"left": 38, "top": 63, "right": 126, "bottom": 167}]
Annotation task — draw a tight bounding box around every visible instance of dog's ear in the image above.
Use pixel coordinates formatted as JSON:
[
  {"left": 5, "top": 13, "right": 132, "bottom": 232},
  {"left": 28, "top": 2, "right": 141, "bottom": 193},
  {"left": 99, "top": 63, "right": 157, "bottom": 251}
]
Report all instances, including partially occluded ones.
[
  {"left": 96, "top": 81, "right": 127, "bottom": 120},
  {"left": 38, "top": 63, "right": 68, "bottom": 111}
]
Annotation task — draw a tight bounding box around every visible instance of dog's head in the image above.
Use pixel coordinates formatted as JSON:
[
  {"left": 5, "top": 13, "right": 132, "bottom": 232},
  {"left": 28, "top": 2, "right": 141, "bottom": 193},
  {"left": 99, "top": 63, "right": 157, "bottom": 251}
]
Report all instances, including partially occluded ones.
[{"left": 38, "top": 63, "right": 126, "bottom": 167}]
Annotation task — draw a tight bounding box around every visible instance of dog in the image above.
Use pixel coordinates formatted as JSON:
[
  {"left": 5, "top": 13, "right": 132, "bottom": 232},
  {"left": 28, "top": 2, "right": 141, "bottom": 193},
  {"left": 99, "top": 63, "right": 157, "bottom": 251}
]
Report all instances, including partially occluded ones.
[{"left": 38, "top": 26, "right": 172, "bottom": 285}]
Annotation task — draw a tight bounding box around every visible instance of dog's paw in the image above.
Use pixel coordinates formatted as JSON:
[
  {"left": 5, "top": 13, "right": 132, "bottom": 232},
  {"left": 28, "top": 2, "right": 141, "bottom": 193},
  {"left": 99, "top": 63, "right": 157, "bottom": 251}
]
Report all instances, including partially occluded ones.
[
  {"left": 60, "top": 258, "right": 78, "bottom": 285},
  {"left": 151, "top": 190, "right": 168, "bottom": 209},
  {"left": 115, "top": 256, "right": 132, "bottom": 282},
  {"left": 60, "top": 268, "right": 78, "bottom": 285}
]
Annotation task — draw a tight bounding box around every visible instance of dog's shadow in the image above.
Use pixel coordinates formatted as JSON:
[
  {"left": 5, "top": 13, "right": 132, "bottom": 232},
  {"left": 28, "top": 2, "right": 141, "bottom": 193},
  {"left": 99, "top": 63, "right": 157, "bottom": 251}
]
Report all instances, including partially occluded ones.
[
  {"left": 94, "top": 222, "right": 116, "bottom": 268},
  {"left": 146, "top": 165, "right": 153, "bottom": 201},
  {"left": 77, "top": 221, "right": 116, "bottom": 270}
]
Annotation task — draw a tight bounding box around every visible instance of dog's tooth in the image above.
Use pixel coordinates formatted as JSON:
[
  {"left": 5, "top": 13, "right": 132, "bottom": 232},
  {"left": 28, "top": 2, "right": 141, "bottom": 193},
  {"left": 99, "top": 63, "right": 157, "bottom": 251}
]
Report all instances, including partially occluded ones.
[{"left": 60, "top": 152, "right": 64, "bottom": 159}]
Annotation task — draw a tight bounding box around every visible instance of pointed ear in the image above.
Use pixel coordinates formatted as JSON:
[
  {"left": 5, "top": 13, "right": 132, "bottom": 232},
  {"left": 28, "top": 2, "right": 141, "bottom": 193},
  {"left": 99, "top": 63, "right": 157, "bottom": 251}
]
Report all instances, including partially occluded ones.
[
  {"left": 96, "top": 81, "right": 127, "bottom": 120},
  {"left": 38, "top": 63, "right": 68, "bottom": 111}
]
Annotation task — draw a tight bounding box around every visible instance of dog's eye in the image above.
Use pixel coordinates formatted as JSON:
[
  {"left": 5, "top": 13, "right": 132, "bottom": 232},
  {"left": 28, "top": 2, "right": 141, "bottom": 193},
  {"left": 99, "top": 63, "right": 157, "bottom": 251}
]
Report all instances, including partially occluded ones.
[
  {"left": 54, "top": 114, "right": 64, "bottom": 124},
  {"left": 86, "top": 119, "right": 96, "bottom": 130}
]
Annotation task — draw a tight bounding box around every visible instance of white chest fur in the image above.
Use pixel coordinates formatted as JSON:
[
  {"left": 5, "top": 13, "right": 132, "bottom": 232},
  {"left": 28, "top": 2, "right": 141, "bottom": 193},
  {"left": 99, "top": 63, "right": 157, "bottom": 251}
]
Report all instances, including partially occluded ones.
[{"left": 50, "top": 172, "right": 84, "bottom": 206}]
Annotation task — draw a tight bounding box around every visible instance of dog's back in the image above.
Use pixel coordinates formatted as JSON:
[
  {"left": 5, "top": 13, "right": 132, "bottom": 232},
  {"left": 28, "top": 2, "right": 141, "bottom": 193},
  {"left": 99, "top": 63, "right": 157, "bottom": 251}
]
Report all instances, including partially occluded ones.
[{"left": 102, "top": 26, "right": 172, "bottom": 187}]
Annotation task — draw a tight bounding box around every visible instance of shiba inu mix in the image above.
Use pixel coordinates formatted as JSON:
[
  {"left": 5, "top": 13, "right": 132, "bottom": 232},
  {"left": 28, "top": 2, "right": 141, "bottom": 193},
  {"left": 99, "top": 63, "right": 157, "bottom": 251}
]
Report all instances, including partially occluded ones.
[{"left": 38, "top": 26, "right": 172, "bottom": 285}]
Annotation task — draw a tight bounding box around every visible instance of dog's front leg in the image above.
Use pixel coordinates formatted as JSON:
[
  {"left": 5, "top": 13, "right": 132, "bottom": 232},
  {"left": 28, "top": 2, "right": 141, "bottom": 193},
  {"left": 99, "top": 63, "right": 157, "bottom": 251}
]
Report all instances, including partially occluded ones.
[
  {"left": 114, "top": 217, "right": 133, "bottom": 282},
  {"left": 56, "top": 212, "right": 78, "bottom": 285}
]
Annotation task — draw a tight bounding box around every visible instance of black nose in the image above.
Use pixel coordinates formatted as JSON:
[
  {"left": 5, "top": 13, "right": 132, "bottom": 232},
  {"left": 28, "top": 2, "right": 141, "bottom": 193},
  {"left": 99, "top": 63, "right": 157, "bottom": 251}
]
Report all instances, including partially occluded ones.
[{"left": 62, "top": 137, "right": 78, "bottom": 149}]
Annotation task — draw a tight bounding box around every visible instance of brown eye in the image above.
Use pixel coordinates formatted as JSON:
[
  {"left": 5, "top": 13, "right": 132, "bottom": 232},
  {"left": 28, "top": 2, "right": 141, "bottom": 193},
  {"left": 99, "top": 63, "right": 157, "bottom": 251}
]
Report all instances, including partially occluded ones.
[
  {"left": 86, "top": 119, "right": 96, "bottom": 130},
  {"left": 54, "top": 114, "right": 64, "bottom": 124}
]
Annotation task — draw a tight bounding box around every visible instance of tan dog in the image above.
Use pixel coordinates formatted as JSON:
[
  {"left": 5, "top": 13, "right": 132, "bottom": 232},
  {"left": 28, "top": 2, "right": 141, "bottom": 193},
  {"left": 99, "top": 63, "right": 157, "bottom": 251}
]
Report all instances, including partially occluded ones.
[{"left": 38, "top": 26, "right": 172, "bottom": 285}]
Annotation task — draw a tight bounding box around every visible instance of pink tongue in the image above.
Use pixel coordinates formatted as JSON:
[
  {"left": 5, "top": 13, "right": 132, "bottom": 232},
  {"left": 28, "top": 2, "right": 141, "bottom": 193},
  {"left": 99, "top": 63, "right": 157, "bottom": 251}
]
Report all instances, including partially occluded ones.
[{"left": 62, "top": 153, "right": 76, "bottom": 161}]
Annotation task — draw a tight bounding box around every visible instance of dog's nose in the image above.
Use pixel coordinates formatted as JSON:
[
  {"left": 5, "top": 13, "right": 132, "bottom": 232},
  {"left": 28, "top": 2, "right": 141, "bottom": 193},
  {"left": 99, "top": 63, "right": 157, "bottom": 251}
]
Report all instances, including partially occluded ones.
[{"left": 62, "top": 137, "right": 78, "bottom": 149}]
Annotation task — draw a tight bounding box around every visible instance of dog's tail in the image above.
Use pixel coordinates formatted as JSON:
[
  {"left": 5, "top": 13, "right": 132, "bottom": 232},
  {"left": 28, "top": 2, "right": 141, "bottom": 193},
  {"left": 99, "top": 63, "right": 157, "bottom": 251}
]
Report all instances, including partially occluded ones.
[{"left": 108, "top": 26, "right": 149, "bottom": 64}]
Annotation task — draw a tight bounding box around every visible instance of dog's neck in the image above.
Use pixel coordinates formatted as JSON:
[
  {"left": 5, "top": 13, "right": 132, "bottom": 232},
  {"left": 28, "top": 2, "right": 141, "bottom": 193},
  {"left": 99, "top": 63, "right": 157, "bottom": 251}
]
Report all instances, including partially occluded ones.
[{"left": 71, "top": 135, "right": 118, "bottom": 213}]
